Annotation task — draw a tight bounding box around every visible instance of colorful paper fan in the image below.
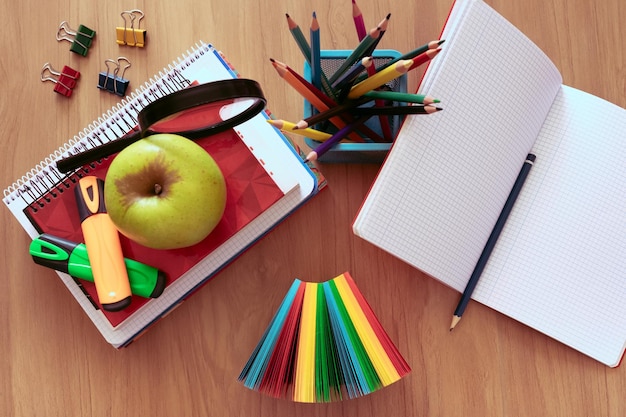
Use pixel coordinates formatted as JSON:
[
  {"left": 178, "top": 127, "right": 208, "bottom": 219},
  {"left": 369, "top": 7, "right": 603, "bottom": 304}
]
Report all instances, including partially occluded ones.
[{"left": 238, "top": 272, "right": 411, "bottom": 402}]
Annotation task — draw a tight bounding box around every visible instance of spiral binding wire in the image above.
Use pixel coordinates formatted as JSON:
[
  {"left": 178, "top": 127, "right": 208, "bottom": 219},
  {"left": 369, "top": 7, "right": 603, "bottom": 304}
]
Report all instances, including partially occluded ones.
[{"left": 3, "top": 42, "right": 211, "bottom": 208}]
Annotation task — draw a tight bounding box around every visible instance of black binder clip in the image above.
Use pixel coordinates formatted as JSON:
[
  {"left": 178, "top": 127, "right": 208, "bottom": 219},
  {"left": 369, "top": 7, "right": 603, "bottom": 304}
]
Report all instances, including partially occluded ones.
[
  {"left": 97, "top": 57, "right": 131, "bottom": 97},
  {"left": 41, "top": 63, "right": 80, "bottom": 97},
  {"left": 116, "top": 9, "right": 146, "bottom": 47},
  {"left": 56, "top": 21, "right": 96, "bottom": 56}
]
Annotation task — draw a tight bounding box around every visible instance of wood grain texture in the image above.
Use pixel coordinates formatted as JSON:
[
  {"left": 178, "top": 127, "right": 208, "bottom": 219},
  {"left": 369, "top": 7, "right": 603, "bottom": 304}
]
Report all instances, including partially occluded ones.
[{"left": 1, "top": 0, "right": 624, "bottom": 416}]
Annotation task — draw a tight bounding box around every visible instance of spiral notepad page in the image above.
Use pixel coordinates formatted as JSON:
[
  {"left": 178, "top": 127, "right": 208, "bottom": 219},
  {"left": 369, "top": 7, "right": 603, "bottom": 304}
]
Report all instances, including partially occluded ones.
[
  {"left": 3, "top": 41, "right": 321, "bottom": 348},
  {"left": 354, "top": 0, "right": 626, "bottom": 367}
]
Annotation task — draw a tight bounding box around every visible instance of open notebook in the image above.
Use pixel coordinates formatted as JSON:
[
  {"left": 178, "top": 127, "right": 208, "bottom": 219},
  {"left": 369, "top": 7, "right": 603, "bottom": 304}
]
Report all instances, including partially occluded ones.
[
  {"left": 353, "top": 0, "right": 626, "bottom": 367},
  {"left": 3, "top": 42, "right": 325, "bottom": 348}
]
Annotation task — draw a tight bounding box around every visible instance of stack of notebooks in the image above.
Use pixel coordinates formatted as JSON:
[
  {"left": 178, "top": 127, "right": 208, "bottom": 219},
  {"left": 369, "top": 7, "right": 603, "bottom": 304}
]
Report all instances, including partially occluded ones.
[
  {"left": 354, "top": 0, "right": 626, "bottom": 367},
  {"left": 2, "top": 41, "right": 325, "bottom": 348},
  {"left": 238, "top": 272, "right": 410, "bottom": 402}
]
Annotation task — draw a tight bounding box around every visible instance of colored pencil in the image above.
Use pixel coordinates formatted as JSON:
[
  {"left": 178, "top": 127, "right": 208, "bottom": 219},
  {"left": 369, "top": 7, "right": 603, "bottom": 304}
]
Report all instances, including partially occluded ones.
[
  {"left": 270, "top": 58, "right": 363, "bottom": 142},
  {"left": 304, "top": 117, "right": 369, "bottom": 162},
  {"left": 362, "top": 90, "right": 440, "bottom": 105},
  {"left": 295, "top": 97, "right": 372, "bottom": 129},
  {"left": 274, "top": 59, "right": 386, "bottom": 142},
  {"left": 286, "top": 13, "right": 311, "bottom": 61},
  {"left": 267, "top": 119, "right": 333, "bottom": 142},
  {"left": 376, "top": 39, "right": 444, "bottom": 72},
  {"left": 347, "top": 59, "right": 413, "bottom": 99},
  {"left": 328, "top": 24, "right": 382, "bottom": 85},
  {"left": 351, "top": 0, "right": 367, "bottom": 41},
  {"left": 364, "top": 59, "right": 394, "bottom": 141},
  {"left": 450, "top": 154, "right": 537, "bottom": 331},
  {"left": 352, "top": 104, "right": 442, "bottom": 116},
  {"left": 286, "top": 13, "right": 336, "bottom": 100},
  {"left": 408, "top": 47, "right": 442, "bottom": 71},
  {"left": 365, "top": 13, "right": 391, "bottom": 57},
  {"left": 332, "top": 56, "right": 373, "bottom": 90},
  {"left": 310, "top": 12, "right": 322, "bottom": 90}
]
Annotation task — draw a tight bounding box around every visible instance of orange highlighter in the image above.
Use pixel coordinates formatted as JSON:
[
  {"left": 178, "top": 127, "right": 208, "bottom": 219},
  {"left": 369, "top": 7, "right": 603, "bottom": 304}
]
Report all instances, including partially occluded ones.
[{"left": 74, "top": 176, "right": 132, "bottom": 312}]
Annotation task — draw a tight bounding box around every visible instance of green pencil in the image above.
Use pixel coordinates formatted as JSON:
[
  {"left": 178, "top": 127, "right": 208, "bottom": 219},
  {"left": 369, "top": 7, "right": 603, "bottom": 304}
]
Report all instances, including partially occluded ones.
[{"left": 363, "top": 90, "right": 440, "bottom": 105}]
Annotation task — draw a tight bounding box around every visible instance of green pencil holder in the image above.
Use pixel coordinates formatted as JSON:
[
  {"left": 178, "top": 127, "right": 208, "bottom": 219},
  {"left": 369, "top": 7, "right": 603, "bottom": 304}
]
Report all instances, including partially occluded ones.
[{"left": 303, "top": 49, "right": 407, "bottom": 163}]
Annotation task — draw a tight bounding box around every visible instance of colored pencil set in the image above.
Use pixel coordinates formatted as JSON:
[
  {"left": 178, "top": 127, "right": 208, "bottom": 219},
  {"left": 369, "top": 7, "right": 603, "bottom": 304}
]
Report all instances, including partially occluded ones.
[
  {"left": 269, "top": 1, "right": 444, "bottom": 162},
  {"left": 238, "top": 272, "right": 411, "bottom": 402}
]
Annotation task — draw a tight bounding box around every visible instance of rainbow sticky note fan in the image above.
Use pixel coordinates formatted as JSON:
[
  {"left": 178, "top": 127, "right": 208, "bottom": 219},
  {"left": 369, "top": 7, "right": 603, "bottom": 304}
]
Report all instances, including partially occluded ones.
[{"left": 238, "top": 272, "right": 411, "bottom": 402}]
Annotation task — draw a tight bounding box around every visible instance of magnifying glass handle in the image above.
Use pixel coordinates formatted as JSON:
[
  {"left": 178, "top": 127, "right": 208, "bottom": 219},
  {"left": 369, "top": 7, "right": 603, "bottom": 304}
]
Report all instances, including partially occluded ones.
[{"left": 56, "top": 127, "right": 142, "bottom": 174}]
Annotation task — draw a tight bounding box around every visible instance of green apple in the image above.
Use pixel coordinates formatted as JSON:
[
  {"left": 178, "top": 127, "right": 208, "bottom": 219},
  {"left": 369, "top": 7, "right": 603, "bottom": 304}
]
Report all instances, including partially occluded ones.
[{"left": 104, "top": 133, "right": 227, "bottom": 250}]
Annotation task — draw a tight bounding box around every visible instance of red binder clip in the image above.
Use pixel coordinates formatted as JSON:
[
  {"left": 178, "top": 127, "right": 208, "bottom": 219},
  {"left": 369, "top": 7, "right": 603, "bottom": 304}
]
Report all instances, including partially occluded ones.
[{"left": 41, "top": 63, "right": 80, "bottom": 97}]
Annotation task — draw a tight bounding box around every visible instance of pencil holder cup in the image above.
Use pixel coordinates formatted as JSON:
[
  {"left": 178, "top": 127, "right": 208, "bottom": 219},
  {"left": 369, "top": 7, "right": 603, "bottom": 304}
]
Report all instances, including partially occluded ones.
[{"left": 303, "top": 49, "right": 407, "bottom": 163}]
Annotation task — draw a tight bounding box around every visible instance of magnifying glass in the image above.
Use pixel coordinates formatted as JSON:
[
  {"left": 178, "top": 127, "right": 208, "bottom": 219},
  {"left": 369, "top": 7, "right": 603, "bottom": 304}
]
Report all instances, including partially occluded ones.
[{"left": 56, "top": 78, "right": 266, "bottom": 173}]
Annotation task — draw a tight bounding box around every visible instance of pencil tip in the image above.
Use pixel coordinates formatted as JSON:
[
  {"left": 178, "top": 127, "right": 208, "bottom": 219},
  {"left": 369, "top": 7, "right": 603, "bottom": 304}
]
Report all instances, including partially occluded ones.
[
  {"left": 386, "top": 13, "right": 391, "bottom": 19},
  {"left": 450, "top": 315, "right": 461, "bottom": 330},
  {"left": 285, "top": 13, "right": 290, "bottom": 18},
  {"left": 438, "top": 39, "right": 445, "bottom": 45},
  {"left": 269, "top": 57, "right": 275, "bottom": 62}
]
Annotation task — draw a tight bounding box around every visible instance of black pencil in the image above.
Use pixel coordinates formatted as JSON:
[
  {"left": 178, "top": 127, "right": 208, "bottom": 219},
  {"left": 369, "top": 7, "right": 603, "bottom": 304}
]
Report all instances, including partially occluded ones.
[
  {"left": 295, "top": 96, "right": 372, "bottom": 129},
  {"left": 351, "top": 104, "right": 442, "bottom": 116},
  {"left": 450, "top": 153, "right": 536, "bottom": 330}
]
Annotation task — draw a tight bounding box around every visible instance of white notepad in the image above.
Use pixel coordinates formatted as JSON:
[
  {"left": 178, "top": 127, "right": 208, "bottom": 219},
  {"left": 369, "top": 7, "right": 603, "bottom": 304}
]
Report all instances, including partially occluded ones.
[{"left": 353, "top": 0, "right": 626, "bottom": 367}]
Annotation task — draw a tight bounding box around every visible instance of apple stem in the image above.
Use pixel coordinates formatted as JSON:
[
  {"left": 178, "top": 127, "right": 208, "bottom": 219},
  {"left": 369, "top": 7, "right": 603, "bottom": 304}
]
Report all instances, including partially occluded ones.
[{"left": 154, "top": 184, "right": 163, "bottom": 195}]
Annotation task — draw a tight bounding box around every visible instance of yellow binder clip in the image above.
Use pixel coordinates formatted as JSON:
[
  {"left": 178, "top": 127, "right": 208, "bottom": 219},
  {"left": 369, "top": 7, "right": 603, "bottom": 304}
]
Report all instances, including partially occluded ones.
[{"left": 116, "top": 10, "right": 146, "bottom": 47}]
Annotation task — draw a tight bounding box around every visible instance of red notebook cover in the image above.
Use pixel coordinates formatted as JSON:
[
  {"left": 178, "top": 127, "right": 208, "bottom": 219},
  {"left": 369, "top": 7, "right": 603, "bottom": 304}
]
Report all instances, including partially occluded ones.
[{"left": 25, "top": 126, "right": 284, "bottom": 327}]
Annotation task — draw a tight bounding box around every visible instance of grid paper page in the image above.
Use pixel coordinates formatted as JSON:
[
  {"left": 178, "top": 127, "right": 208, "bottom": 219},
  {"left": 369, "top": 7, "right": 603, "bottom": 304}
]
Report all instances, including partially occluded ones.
[
  {"left": 474, "top": 86, "right": 626, "bottom": 367},
  {"left": 354, "top": 0, "right": 562, "bottom": 290}
]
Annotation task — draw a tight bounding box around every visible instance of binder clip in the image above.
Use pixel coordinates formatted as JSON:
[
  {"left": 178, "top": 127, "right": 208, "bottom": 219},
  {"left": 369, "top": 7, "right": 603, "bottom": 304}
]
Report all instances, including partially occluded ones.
[
  {"left": 41, "top": 63, "right": 80, "bottom": 97},
  {"left": 116, "top": 9, "right": 146, "bottom": 47},
  {"left": 56, "top": 21, "right": 96, "bottom": 56},
  {"left": 97, "top": 57, "right": 131, "bottom": 97}
]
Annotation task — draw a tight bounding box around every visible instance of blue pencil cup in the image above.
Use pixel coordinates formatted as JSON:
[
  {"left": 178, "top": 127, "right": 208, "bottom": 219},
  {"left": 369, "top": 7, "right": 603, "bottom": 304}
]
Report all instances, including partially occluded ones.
[{"left": 303, "top": 49, "right": 407, "bottom": 163}]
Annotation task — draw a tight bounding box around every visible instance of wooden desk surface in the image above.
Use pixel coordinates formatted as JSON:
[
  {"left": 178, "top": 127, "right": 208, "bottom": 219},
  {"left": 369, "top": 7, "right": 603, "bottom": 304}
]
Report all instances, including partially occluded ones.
[{"left": 1, "top": 0, "right": 624, "bottom": 415}]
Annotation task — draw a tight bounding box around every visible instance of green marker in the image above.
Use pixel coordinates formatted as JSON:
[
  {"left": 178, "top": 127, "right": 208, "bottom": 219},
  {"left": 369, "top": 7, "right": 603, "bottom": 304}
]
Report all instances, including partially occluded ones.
[{"left": 29, "top": 233, "right": 166, "bottom": 299}]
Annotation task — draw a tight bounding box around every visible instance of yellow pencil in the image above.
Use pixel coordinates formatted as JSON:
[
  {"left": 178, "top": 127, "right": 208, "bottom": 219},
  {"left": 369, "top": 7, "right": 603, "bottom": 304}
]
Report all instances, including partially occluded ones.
[
  {"left": 347, "top": 59, "right": 413, "bottom": 99},
  {"left": 267, "top": 119, "right": 332, "bottom": 142}
]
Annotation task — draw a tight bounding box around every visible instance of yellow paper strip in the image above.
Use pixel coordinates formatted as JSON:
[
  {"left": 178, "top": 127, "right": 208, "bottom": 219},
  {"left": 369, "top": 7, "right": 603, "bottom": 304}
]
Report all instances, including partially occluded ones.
[
  {"left": 293, "top": 282, "right": 318, "bottom": 402},
  {"left": 333, "top": 273, "right": 401, "bottom": 386}
]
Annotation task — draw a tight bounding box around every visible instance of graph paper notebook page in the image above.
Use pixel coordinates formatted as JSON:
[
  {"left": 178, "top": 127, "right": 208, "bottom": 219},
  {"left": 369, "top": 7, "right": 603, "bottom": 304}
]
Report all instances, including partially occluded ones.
[
  {"left": 353, "top": 0, "right": 626, "bottom": 367},
  {"left": 3, "top": 42, "right": 322, "bottom": 348}
]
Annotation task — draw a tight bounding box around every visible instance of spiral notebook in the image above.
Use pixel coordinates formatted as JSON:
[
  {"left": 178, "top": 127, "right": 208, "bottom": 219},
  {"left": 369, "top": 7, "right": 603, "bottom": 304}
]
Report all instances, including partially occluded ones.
[
  {"left": 3, "top": 42, "right": 325, "bottom": 348},
  {"left": 353, "top": 0, "right": 626, "bottom": 367}
]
